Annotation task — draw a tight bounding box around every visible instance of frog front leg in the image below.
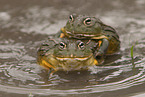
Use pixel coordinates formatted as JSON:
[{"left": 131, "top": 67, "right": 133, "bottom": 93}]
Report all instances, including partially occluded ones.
[
  {"left": 97, "top": 38, "right": 109, "bottom": 55},
  {"left": 54, "top": 29, "right": 64, "bottom": 38},
  {"left": 94, "top": 38, "right": 109, "bottom": 64},
  {"left": 55, "top": 27, "right": 69, "bottom": 38}
]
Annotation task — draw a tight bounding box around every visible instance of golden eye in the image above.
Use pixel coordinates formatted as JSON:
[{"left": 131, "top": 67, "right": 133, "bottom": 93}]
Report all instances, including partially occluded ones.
[
  {"left": 78, "top": 42, "right": 85, "bottom": 49},
  {"left": 69, "top": 15, "right": 74, "bottom": 22},
  {"left": 59, "top": 42, "right": 66, "bottom": 49},
  {"left": 84, "top": 18, "right": 92, "bottom": 26}
]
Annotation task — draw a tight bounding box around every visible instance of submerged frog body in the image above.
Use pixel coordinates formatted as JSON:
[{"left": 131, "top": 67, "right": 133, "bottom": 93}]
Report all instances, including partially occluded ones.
[
  {"left": 56, "top": 14, "right": 120, "bottom": 55},
  {"left": 37, "top": 37, "right": 100, "bottom": 72}
]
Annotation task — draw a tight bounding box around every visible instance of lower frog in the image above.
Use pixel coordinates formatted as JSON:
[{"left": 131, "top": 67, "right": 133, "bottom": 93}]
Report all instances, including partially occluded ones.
[
  {"left": 37, "top": 37, "right": 102, "bottom": 73},
  {"left": 55, "top": 14, "right": 120, "bottom": 56}
]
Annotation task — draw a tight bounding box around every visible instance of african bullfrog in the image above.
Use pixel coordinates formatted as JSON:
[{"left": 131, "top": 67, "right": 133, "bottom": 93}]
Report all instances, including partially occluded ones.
[
  {"left": 37, "top": 37, "right": 101, "bottom": 72},
  {"left": 56, "top": 14, "right": 120, "bottom": 56}
]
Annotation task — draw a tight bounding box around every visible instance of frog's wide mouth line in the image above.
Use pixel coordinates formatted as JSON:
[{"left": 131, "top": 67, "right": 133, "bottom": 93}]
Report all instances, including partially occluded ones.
[
  {"left": 65, "top": 30, "right": 108, "bottom": 40},
  {"left": 54, "top": 54, "right": 93, "bottom": 61},
  {"left": 65, "top": 30, "right": 98, "bottom": 37},
  {"left": 61, "top": 27, "right": 103, "bottom": 38}
]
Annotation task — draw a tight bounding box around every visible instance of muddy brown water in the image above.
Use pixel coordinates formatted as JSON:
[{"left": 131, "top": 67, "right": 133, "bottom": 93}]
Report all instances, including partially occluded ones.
[{"left": 0, "top": 0, "right": 145, "bottom": 97}]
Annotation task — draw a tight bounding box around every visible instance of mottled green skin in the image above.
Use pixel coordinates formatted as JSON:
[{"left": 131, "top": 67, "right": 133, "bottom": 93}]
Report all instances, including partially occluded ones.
[
  {"left": 64, "top": 14, "right": 103, "bottom": 37},
  {"left": 56, "top": 14, "right": 120, "bottom": 55},
  {"left": 37, "top": 36, "right": 100, "bottom": 71}
]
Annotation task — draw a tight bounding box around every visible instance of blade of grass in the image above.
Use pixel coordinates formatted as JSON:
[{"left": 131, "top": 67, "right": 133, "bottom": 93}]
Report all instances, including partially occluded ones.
[{"left": 131, "top": 45, "right": 135, "bottom": 68}]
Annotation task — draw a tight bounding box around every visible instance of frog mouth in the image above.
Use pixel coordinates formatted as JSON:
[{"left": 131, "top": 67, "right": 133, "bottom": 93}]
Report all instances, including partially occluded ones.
[
  {"left": 55, "top": 56, "right": 90, "bottom": 61},
  {"left": 54, "top": 53, "right": 93, "bottom": 61},
  {"left": 65, "top": 30, "right": 97, "bottom": 37},
  {"left": 61, "top": 28, "right": 97, "bottom": 37},
  {"left": 54, "top": 54, "right": 98, "bottom": 71},
  {"left": 64, "top": 30, "right": 108, "bottom": 39}
]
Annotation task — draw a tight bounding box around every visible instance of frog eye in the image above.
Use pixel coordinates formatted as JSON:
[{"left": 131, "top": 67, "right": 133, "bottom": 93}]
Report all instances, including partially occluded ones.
[
  {"left": 78, "top": 42, "right": 85, "bottom": 49},
  {"left": 84, "top": 18, "right": 92, "bottom": 26},
  {"left": 69, "top": 15, "right": 74, "bottom": 22},
  {"left": 59, "top": 42, "right": 66, "bottom": 49}
]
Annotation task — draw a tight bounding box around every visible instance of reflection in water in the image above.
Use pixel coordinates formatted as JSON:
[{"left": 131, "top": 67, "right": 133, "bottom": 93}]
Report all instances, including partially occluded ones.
[{"left": 0, "top": 0, "right": 145, "bottom": 96}]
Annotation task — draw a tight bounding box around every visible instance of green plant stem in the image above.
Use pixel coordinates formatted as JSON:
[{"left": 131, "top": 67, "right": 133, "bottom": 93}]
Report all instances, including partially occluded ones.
[{"left": 131, "top": 45, "right": 135, "bottom": 68}]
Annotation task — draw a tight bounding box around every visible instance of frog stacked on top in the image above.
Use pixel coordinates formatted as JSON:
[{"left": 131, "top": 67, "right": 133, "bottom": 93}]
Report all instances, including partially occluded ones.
[
  {"left": 56, "top": 14, "right": 120, "bottom": 56},
  {"left": 37, "top": 14, "right": 120, "bottom": 73}
]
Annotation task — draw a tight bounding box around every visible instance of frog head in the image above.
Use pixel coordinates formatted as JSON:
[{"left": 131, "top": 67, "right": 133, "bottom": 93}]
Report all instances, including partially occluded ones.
[
  {"left": 62, "top": 14, "right": 103, "bottom": 38},
  {"left": 37, "top": 38, "right": 99, "bottom": 71}
]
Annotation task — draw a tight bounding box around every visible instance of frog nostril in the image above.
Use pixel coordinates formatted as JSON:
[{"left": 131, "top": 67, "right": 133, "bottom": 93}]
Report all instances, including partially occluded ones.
[
  {"left": 70, "top": 54, "right": 74, "bottom": 57},
  {"left": 77, "top": 23, "right": 82, "bottom": 27}
]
